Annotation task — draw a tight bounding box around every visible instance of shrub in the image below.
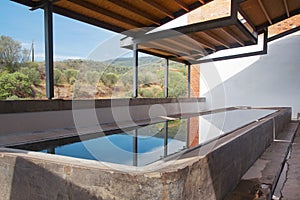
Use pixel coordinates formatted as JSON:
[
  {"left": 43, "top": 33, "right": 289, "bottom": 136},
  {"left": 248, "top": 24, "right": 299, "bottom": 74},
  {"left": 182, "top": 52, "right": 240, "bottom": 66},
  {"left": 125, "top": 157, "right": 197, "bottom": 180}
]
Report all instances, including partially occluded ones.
[
  {"left": 168, "top": 71, "right": 187, "bottom": 97},
  {"left": 54, "top": 68, "right": 64, "bottom": 85},
  {"left": 65, "top": 69, "right": 78, "bottom": 84},
  {"left": 101, "top": 73, "right": 118, "bottom": 88},
  {"left": 0, "top": 72, "right": 34, "bottom": 99},
  {"left": 85, "top": 71, "right": 100, "bottom": 85},
  {"left": 19, "top": 65, "right": 41, "bottom": 85}
]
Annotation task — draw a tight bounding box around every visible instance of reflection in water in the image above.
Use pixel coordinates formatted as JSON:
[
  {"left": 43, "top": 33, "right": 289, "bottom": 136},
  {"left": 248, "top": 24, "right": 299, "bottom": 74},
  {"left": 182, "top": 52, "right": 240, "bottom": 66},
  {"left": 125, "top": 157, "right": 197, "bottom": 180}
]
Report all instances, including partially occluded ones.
[{"left": 17, "top": 109, "right": 275, "bottom": 166}]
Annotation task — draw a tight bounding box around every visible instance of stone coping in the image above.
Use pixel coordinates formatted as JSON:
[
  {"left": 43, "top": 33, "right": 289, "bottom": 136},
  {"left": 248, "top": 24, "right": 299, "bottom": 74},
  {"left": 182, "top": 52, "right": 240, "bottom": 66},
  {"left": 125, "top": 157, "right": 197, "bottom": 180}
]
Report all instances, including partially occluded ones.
[{"left": 0, "top": 98, "right": 206, "bottom": 114}]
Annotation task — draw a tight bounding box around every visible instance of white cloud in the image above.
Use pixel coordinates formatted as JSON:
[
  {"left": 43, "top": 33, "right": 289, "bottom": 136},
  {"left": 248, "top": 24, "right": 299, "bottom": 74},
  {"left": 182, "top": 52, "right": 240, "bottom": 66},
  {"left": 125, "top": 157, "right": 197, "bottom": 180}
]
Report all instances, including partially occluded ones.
[{"left": 33, "top": 53, "right": 83, "bottom": 61}]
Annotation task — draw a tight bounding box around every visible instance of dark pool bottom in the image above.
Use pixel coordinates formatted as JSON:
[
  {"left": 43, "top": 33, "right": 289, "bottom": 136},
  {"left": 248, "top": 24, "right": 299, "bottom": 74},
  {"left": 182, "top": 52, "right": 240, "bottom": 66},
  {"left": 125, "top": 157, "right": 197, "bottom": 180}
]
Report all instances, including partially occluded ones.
[{"left": 12, "top": 109, "right": 276, "bottom": 166}]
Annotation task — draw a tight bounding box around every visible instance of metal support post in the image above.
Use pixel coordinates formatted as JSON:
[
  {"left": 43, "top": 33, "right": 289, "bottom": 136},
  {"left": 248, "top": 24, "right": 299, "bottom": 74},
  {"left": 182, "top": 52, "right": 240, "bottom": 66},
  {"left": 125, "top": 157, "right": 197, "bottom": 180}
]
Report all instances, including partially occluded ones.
[
  {"left": 164, "top": 58, "right": 169, "bottom": 98},
  {"left": 164, "top": 121, "right": 168, "bottom": 157},
  {"left": 187, "top": 63, "right": 191, "bottom": 98},
  {"left": 133, "top": 43, "right": 138, "bottom": 98},
  {"left": 44, "top": 1, "right": 54, "bottom": 99},
  {"left": 186, "top": 117, "right": 190, "bottom": 148}
]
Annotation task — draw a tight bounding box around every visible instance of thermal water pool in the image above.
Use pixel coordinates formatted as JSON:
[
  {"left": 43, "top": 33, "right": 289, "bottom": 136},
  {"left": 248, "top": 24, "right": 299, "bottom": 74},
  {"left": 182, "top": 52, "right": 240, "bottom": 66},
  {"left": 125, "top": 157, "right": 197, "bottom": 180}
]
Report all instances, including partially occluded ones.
[{"left": 11, "top": 108, "right": 276, "bottom": 166}]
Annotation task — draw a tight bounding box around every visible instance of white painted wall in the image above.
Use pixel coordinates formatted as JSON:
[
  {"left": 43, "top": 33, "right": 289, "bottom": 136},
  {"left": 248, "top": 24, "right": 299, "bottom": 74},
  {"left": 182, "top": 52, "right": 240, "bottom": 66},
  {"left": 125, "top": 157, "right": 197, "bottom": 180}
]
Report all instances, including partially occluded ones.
[{"left": 200, "top": 32, "right": 300, "bottom": 118}]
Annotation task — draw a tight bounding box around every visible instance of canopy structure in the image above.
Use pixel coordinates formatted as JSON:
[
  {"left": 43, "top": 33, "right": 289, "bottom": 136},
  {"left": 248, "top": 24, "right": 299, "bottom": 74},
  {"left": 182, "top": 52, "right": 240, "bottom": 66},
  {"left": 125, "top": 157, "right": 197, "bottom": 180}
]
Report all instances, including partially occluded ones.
[
  {"left": 10, "top": 0, "right": 300, "bottom": 98},
  {"left": 121, "top": 0, "right": 300, "bottom": 64},
  {"left": 12, "top": 0, "right": 300, "bottom": 63}
]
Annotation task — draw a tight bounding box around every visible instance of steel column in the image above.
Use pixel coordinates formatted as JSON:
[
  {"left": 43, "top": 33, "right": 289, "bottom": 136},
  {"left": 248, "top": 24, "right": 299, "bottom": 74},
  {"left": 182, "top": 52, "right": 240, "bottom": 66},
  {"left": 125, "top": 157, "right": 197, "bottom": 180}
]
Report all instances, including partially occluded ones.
[
  {"left": 186, "top": 117, "right": 190, "bottom": 148},
  {"left": 44, "top": 1, "right": 54, "bottom": 99},
  {"left": 187, "top": 63, "right": 191, "bottom": 98},
  {"left": 164, "top": 121, "right": 168, "bottom": 157},
  {"left": 164, "top": 58, "right": 169, "bottom": 98},
  {"left": 133, "top": 43, "right": 138, "bottom": 98}
]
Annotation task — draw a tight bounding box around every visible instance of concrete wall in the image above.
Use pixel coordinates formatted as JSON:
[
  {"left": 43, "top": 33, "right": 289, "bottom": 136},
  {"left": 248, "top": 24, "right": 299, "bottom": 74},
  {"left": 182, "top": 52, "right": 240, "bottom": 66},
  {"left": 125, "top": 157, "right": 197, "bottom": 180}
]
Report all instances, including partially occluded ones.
[
  {"left": 200, "top": 32, "right": 300, "bottom": 118},
  {"left": 0, "top": 108, "right": 291, "bottom": 200},
  {"left": 0, "top": 98, "right": 205, "bottom": 135}
]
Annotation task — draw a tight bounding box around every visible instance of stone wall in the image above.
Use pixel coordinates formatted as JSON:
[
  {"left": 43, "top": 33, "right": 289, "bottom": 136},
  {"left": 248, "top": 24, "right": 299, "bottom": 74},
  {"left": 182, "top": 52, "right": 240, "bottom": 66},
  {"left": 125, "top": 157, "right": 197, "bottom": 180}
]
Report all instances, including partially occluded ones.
[{"left": 0, "top": 98, "right": 205, "bottom": 135}]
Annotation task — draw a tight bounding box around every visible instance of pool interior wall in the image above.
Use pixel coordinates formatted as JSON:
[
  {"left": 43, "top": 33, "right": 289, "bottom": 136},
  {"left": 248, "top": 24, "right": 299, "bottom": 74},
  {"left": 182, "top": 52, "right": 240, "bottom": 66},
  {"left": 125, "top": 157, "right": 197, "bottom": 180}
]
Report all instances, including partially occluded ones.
[{"left": 0, "top": 107, "right": 291, "bottom": 200}]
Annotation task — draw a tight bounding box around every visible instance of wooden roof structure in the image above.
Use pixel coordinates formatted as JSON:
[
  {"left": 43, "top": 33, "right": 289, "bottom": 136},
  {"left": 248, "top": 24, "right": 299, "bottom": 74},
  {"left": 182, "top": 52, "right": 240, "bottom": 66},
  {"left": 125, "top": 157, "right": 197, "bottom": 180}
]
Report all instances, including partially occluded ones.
[
  {"left": 12, "top": 0, "right": 213, "bottom": 35},
  {"left": 121, "top": 18, "right": 258, "bottom": 64},
  {"left": 240, "top": 0, "right": 300, "bottom": 33},
  {"left": 11, "top": 0, "right": 300, "bottom": 64},
  {"left": 121, "top": 0, "right": 300, "bottom": 64}
]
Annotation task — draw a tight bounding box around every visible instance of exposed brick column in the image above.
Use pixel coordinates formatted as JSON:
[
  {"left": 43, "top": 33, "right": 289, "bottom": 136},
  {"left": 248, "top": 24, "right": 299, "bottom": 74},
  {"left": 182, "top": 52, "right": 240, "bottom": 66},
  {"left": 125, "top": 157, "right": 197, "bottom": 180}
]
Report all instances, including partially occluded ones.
[
  {"left": 190, "top": 65, "right": 200, "bottom": 97},
  {"left": 189, "top": 116, "right": 199, "bottom": 148}
]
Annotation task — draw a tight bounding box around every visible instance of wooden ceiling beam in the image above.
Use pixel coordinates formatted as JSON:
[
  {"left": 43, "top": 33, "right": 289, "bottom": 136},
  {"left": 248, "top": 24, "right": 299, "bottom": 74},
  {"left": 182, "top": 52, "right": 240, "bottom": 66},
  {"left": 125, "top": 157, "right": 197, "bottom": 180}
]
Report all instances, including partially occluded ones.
[
  {"left": 107, "top": 0, "right": 161, "bottom": 25},
  {"left": 200, "top": 31, "right": 230, "bottom": 48},
  {"left": 142, "top": 42, "right": 183, "bottom": 58},
  {"left": 198, "top": 0, "right": 205, "bottom": 5},
  {"left": 283, "top": 0, "right": 290, "bottom": 17},
  {"left": 145, "top": 40, "right": 190, "bottom": 56},
  {"left": 67, "top": 0, "right": 145, "bottom": 28},
  {"left": 142, "top": 0, "right": 174, "bottom": 19},
  {"left": 258, "top": 0, "right": 272, "bottom": 24},
  {"left": 160, "top": 38, "right": 205, "bottom": 56},
  {"left": 53, "top": 6, "right": 127, "bottom": 33},
  {"left": 174, "top": 0, "right": 190, "bottom": 12},
  {"left": 165, "top": 38, "right": 205, "bottom": 55},
  {"left": 180, "top": 52, "right": 204, "bottom": 61},
  {"left": 188, "top": 34, "right": 217, "bottom": 51},
  {"left": 219, "top": 28, "right": 245, "bottom": 46}
]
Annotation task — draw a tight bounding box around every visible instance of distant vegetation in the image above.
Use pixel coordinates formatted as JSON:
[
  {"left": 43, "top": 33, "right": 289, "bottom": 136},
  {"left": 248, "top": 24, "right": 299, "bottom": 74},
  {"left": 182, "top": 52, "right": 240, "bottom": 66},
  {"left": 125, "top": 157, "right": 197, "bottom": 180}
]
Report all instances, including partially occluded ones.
[{"left": 0, "top": 35, "right": 188, "bottom": 100}]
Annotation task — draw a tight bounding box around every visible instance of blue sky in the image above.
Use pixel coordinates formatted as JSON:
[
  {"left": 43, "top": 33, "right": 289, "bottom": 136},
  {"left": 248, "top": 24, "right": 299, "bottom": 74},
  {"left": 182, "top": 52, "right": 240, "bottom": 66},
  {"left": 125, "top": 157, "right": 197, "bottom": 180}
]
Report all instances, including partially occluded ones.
[{"left": 0, "top": 0, "right": 116, "bottom": 61}]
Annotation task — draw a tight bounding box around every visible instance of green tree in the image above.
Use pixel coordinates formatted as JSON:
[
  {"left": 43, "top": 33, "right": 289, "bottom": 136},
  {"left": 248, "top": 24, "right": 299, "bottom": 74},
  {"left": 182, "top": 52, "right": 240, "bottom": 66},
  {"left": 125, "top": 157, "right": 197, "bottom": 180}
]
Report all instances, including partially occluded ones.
[
  {"left": 85, "top": 71, "right": 100, "bottom": 85},
  {"left": 54, "top": 68, "right": 63, "bottom": 85},
  {"left": 0, "top": 35, "right": 29, "bottom": 72},
  {"left": 101, "top": 73, "right": 118, "bottom": 88},
  {"left": 168, "top": 71, "right": 187, "bottom": 97},
  {"left": 19, "top": 63, "right": 41, "bottom": 85},
  {"left": 65, "top": 69, "right": 78, "bottom": 84},
  {"left": 0, "top": 72, "right": 34, "bottom": 99}
]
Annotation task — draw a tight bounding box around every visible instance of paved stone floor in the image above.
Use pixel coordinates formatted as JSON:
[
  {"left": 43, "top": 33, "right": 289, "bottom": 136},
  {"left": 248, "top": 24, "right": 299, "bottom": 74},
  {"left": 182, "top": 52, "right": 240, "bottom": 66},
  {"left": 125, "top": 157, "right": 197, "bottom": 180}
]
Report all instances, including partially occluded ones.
[{"left": 281, "top": 125, "right": 300, "bottom": 200}]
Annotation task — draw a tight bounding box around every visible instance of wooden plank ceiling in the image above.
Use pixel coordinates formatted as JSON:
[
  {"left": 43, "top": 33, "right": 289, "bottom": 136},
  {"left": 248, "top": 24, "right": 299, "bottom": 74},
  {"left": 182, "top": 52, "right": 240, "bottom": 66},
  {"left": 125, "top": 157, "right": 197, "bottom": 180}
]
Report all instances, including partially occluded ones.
[
  {"left": 240, "top": 0, "right": 300, "bottom": 33},
  {"left": 11, "top": 0, "right": 213, "bottom": 34}
]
